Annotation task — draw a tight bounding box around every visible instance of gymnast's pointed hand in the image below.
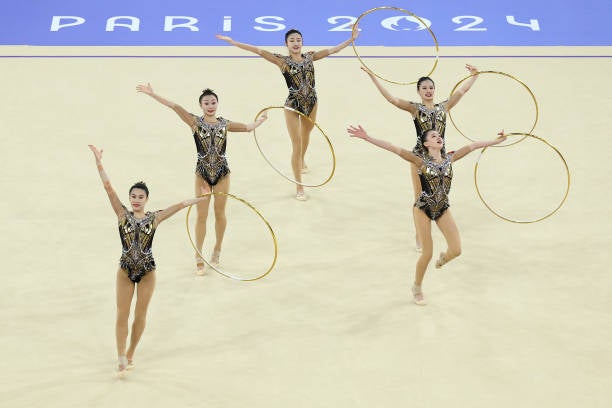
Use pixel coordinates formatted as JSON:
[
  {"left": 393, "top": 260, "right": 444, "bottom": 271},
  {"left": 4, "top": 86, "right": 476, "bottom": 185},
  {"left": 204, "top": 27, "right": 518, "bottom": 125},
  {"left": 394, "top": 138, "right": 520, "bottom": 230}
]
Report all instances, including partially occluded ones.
[
  {"left": 496, "top": 129, "right": 507, "bottom": 143},
  {"left": 136, "top": 82, "right": 154, "bottom": 95},
  {"left": 466, "top": 64, "right": 479, "bottom": 75},
  {"left": 216, "top": 34, "right": 232, "bottom": 43},
  {"left": 88, "top": 144, "right": 103, "bottom": 162},
  {"left": 360, "top": 65, "right": 375, "bottom": 76},
  {"left": 347, "top": 125, "right": 368, "bottom": 140}
]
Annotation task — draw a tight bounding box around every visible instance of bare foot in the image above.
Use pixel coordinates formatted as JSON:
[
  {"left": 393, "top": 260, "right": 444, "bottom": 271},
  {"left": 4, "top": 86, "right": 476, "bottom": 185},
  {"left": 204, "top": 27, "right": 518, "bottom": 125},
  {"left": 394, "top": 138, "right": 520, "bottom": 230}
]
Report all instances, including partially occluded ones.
[
  {"left": 195, "top": 255, "right": 206, "bottom": 276},
  {"left": 117, "top": 356, "right": 129, "bottom": 379},
  {"left": 435, "top": 252, "right": 447, "bottom": 269},
  {"left": 412, "top": 285, "right": 427, "bottom": 306},
  {"left": 210, "top": 250, "right": 221, "bottom": 268}
]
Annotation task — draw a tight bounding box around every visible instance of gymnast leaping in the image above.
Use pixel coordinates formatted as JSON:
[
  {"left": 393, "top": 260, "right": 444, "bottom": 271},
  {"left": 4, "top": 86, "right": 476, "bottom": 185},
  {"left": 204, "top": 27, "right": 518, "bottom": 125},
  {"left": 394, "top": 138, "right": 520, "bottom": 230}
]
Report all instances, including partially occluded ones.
[
  {"left": 347, "top": 125, "right": 506, "bottom": 305},
  {"left": 361, "top": 64, "right": 480, "bottom": 251},
  {"left": 89, "top": 145, "right": 207, "bottom": 377}
]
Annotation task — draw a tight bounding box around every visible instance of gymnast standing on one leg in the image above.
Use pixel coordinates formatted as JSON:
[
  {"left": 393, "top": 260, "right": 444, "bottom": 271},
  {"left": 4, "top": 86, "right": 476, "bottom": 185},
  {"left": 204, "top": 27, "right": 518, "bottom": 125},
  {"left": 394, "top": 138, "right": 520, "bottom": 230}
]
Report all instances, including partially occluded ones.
[
  {"left": 347, "top": 125, "right": 506, "bottom": 305},
  {"left": 136, "top": 84, "right": 267, "bottom": 275},
  {"left": 216, "top": 27, "right": 358, "bottom": 201},
  {"left": 361, "top": 64, "right": 479, "bottom": 251},
  {"left": 88, "top": 145, "right": 207, "bottom": 377}
]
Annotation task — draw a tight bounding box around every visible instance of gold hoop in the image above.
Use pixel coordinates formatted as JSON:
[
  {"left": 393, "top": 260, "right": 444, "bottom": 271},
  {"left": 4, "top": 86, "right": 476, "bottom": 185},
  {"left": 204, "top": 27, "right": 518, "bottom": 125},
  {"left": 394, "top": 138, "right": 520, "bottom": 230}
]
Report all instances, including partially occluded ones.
[
  {"left": 252, "top": 106, "right": 336, "bottom": 187},
  {"left": 185, "top": 192, "right": 278, "bottom": 281},
  {"left": 474, "top": 133, "right": 570, "bottom": 223},
  {"left": 352, "top": 6, "right": 439, "bottom": 85},
  {"left": 449, "top": 71, "right": 539, "bottom": 147}
]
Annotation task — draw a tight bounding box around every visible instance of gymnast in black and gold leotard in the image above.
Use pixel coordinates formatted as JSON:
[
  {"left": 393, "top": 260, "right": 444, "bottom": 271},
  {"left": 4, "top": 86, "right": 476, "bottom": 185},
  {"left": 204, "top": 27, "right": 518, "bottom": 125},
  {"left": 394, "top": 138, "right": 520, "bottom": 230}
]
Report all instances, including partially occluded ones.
[
  {"left": 89, "top": 145, "right": 207, "bottom": 377},
  {"left": 216, "top": 28, "right": 358, "bottom": 200},
  {"left": 361, "top": 65, "right": 480, "bottom": 250},
  {"left": 412, "top": 101, "right": 448, "bottom": 157},
  {"left": 136, "top": 84, "right": 267, "bottom": 275},
  {"left": 414, "top": 154, "right": 453, "bottom": 221},
  {"left": 274, "top": 51, "right": 317, "bottom": 116},
  {"left": 118, "top": 205, "right": 158, "bottom": 283},
  {"left": 193, "top": 115, "right": 230, "bottom": 186},
  {"left": 347, "top": 125, "right": 506, "bottom": 306}
]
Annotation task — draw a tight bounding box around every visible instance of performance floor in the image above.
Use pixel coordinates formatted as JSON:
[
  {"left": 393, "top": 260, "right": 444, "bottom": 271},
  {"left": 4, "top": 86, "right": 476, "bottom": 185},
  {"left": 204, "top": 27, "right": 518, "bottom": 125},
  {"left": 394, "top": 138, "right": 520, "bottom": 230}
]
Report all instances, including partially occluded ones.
[{"left": 1, "top": 45, "right": 611, "bottom": 407}]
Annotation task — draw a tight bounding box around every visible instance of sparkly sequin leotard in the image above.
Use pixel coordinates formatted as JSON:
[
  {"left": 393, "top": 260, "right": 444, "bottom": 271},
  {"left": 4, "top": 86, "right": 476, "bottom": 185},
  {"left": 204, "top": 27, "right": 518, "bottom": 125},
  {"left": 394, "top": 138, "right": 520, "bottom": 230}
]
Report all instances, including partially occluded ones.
[
  {"left": 414, "top": 154, "right": 454, "bottom": 221},
  {"left": 193, "top": 116, "right": 230, "bottom": 186},
  {"left": 274, "top": 51, "right": 317, "bottom": 116},
  {"left": 118, "top": 206, "right": 158, "bottom": 283},
  {"left": 412, "top": 102, "right": 448, "bottom": 157}
]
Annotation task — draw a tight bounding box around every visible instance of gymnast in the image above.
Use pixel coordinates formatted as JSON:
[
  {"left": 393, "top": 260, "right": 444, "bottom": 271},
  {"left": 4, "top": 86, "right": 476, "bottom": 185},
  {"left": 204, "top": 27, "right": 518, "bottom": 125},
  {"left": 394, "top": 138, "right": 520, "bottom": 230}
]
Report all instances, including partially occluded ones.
[
  {"left": 136, "top": 84, "right": 267, "bottom": 275},
  {"left": 216, "top": 27, "right": 358, "bottom": 200},
  {"left": 361, "top": 64, "right": 480, "bottom": 251},
  {"left": 347, "top": 125, "right": 506, "bottom": 305},
  {"left": 89, "top": 145, "right": 207, "bottom": 377}
]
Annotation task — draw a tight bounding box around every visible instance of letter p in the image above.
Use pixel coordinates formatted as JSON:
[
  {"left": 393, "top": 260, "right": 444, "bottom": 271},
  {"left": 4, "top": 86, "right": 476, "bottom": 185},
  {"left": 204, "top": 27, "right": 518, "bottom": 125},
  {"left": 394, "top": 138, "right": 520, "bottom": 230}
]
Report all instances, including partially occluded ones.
[{"left": 50, "top": 16, "right": 86, "bottom": 31}]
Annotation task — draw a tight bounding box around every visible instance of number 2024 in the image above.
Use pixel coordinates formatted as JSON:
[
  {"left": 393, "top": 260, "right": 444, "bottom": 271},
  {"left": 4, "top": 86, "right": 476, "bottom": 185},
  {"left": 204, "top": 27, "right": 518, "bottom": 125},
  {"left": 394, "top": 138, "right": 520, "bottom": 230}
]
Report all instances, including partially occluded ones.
[{"left": 325, "top": 15, "right": 540, "bottom": 32}]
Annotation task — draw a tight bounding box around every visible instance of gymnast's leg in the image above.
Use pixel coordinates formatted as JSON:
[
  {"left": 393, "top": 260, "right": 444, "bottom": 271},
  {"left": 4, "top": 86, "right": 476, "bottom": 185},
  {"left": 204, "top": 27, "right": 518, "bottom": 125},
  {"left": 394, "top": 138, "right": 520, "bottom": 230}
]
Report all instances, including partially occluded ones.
[
  {"left": 410, "top": 164, "right": 423, "bottom": 252},
  {"left": 284, "top": 109, "right": 306, "bottom": 200},
  {"left": 194, "top": 175, "right": 212, "bottom": 274},
  {"left": 434, "top": 209, "right": 462, "bottom": 268},
  {"left": 210, "top": 175, "right": 230, "bottom": 267},
  {"left": 115, "top": 269, "right": 135, "bottom": 376},
  {"left": 125, "top": 270, "right": 156, "bottom": 369},
  {"left": 413, "top": 208, "right": 433, "bottom": 305}
]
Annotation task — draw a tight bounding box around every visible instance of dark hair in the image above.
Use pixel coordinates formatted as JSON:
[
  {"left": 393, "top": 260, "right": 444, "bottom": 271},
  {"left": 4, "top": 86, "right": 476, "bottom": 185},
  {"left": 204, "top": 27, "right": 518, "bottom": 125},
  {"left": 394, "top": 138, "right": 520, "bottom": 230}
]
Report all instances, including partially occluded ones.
[
  {"left": 129, "top": 181, "right": 149, "bottom": 197},
  {"left": 198, "top": 88, "right": 219, "bottom": 104},
  {"left": 420, "top": 129, "right": 436, "bottom": 146},
  {"left": 419, "top": 129, "right": 447, "bottom": 157},
  {"left": 285, "top": 29, "right": 303, "bottom": 44},
  {"left": 417, "top": 76, "right": 435, "bottom": 90}
]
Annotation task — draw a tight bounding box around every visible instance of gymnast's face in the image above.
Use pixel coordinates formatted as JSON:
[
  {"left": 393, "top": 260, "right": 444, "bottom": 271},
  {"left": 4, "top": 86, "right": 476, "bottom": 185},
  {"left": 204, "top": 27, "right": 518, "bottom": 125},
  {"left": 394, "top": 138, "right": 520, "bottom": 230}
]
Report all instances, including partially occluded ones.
[
  {"left": 423, "top": 130, "right": 443, "bottom": 149},
  {"left": 285, "top": 33, "right": 303, "bottom": 54},
  {"left": 200, "top": 95, "right": 219, "bottom": 117},
  {"left": 417, "top": 80, "right": 435, "bottom": 102},
  {"left": 129, "top": 188, "right": 148, "bottom": 212}
]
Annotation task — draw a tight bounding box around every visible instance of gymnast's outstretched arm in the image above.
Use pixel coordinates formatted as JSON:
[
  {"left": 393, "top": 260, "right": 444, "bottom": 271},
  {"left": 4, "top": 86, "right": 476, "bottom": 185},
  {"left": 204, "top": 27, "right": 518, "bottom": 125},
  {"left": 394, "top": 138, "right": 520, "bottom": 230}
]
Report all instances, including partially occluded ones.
[
  {"left": 136, "top": 83, "right": 196, "bottom": 129},
  {"left": 360, "top": 66, "right": 418, "bottom": 115},
  {"left": 347, "top": 125, "right": 423, "bottom": 166},
  {"left": 446, "top": 64, "right": 479, "bottom": 111},
  {"left": 155, "top": 196, "right": 209, "bottom": 226},
  {"left": 226, "top": 112, "right": 268, "bottom": 133},
  {"left": 215, "top": 34, "right": 285, "bottom": 68},
  {"left": 451, "top": 130, "right": 507, "bottom": 161},
  {"left": 88, "top": 145, "right": 124, "bottom": 217},
  {"left": 312, "top": 27, "right": 359, "bottom": 60}
]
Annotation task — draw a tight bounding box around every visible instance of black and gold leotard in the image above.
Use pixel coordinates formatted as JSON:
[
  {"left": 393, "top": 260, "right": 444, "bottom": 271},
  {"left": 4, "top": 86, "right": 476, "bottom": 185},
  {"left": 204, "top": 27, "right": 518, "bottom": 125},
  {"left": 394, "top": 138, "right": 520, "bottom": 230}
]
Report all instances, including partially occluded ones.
[
  {"left": 118, "top": 206, "right": 158, "bottom": 283},
  {"left": 412, "top": 102, "right": 448, "bottom": 157},
  {"left": 414, "top": 154, "right": 453, "bottom": 221},
  {"left": 274, "top": 51, "right": 317, "bottom": 116},
  {"left": 193, "top": 116, "right": 230, "bottom": 186}
]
